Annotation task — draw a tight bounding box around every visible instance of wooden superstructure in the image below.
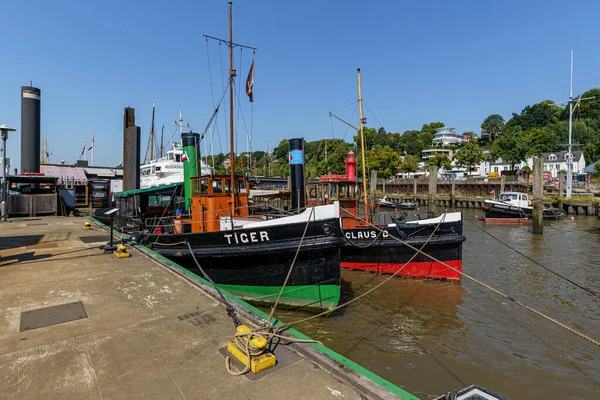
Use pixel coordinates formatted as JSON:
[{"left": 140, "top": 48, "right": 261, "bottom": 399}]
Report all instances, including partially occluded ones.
[{"left": 189, "top": 174, "right": 250, "bottom": 232}]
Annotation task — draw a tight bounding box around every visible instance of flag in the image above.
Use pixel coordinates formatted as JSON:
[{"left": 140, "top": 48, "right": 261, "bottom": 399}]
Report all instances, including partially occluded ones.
[
  {"left": 181, "top": 151, "right": 188, "bottom": 162},
  {"left": 81, "top": 139, "right": 86, "bottom": 156},
  {"left": 88, "top": 132, "right": 94, "bottom": 151},
  {"left": 246, "top": 58, "right": 255, "bottom": 102}
]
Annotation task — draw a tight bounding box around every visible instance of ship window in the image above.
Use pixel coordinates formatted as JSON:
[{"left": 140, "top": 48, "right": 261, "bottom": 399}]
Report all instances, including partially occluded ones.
[
  {"left": 330, "top": 184, "right": 338, "bottom": 200},
  {"left": 193, "top": 180, "right": 199, "bottom": 195},
  {"left": 237, "top": 179, "right": 247, "bottom": 193},
  {"left": 200, "top": 179, "right": 208, "bottom": 194},
  {"left": 175, "top": 154, "right": 181, "bottom": 162},
  {"left": 155, "top": 166, "right": 161, "bottom": 172},
  {"left": 213, "top": 180, "right": 223, "bottom": 194},
  {"left": 224, "top": 179, "right": 231, "bottom": 194},
  {"left": 308, "top": 186, "right": 317, "bottom": 199}
]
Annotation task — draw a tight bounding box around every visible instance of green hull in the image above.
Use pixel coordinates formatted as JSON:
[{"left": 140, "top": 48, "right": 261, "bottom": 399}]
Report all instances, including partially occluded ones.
[{"left": 217, "top": 283, "right": 340, "bottom": 313}]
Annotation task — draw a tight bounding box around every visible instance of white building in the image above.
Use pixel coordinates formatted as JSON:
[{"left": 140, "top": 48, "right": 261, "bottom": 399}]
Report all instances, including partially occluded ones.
[
  {"left": 432, "top": 127, "right": 467, "bottom": 147},
  {"left": 487, "top": 151, "right": 585, "bottom": 178}
]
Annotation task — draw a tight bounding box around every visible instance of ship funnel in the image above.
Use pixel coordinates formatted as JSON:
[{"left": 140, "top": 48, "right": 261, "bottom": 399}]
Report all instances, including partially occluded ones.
[
  {"left": 182, "top": 132, "right": 200, "bottom": 210},
  {"left": 288, "top": 138, "right": 305, "bottom": 211}
]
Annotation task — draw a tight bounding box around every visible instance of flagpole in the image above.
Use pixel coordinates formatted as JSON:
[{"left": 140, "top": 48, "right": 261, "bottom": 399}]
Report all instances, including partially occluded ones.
[
  {"left": 92, "top": 131, "right": 94, "bottom": 166},
  {"left": 84, "top": 138, "right": 87, "bottom": 161}
]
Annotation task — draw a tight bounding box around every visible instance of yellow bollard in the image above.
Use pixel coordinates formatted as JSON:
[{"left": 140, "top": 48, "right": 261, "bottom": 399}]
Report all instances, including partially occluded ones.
[
  {"left": 83, "top": 221, "right": 93, "bottom": 230},
  {"left": 113, "top": 244, "right": 130, "bottom": 258}
]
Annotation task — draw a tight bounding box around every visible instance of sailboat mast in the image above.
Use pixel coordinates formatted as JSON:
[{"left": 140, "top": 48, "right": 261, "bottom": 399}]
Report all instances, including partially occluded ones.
[
  {"left": 357, "top": 68, "right": 369, "bottom": 222},
  {"left": 150, "top": 103, "right": 154, "bottom": 161},
  {"left": 150, "top": 102, "right": 155, "bottom": 160},
  {"left": 160, "top": 123, "right": 164, "bottom": 158},
  {"left": 228, "top": 1, "right": 236, "bottom": 214}
]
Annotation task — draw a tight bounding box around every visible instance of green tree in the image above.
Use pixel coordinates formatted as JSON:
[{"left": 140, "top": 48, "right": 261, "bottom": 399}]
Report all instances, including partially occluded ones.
[
  {"left": 525, "top": 127, "right": 552, "bottom": 156},
  {"left": 399, "top": 155, "right": 419, "bottom": 174},
  {"left": 427, "top": 153, "right": 452, "bottom": 170},
  {"left": 481, "top": 114, "right": 505, "bottom": 142},
  {"left": 366, "top": 144, "right": 400, "bottom": 178},
  {"left": 454, "top": 138, "right": 485, "bottom": 175},
  {"left": 398, "top": 130, "right": 425, "bottom": 157},
  {"left": 490, "top": 126, "right": 529, "bottom": 170}
]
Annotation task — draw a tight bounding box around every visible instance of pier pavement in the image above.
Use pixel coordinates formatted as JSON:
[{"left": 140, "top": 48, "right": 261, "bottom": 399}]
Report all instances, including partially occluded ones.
[{"left": 0, "top": 216, "right": 413, "bottom": 400}]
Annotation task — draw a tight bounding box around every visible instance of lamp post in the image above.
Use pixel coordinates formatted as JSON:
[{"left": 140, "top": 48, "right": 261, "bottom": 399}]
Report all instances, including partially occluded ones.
[{"left": 1, "top": 124, "right": 17, "bottom": 221}]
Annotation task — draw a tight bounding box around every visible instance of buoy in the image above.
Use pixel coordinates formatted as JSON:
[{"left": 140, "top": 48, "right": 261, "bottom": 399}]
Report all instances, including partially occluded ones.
[
  {"left": 523, "top": 217, "right": 528, "bottom": 220},
  {"left": 156, "top": 227, "right": 164, "bottom": 234},
  {"left": 570, "top": 216, "right": 575, "bottom": 220},
  {"left": 474, "top": 215, "right": 478, "bottom": 219}
]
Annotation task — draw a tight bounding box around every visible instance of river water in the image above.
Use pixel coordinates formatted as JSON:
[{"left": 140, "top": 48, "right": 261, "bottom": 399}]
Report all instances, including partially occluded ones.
[{"left": 266, "top": 209, "right": 600, "bottom": 399}]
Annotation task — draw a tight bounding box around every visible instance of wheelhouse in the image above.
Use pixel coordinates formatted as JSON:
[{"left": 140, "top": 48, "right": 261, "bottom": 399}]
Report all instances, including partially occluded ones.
[{"left": 189, "top": 175, "right": 250, "bottom": 232}]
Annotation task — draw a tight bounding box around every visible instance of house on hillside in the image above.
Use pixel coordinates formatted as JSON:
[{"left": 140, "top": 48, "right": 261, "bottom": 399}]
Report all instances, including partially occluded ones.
[
  {"left": 486, "top": 151, "right": 585, "bottom": 178},
  {"left": 541, "top": 151, "right": 585, "bottom": 177}
]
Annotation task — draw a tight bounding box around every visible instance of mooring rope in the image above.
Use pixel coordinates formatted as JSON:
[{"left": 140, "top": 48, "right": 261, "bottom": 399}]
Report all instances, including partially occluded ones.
[
  {"left": 265, "top": 206, "right": 316, "bottom": 325},
  {"left": 347, "top": 208, "right": 600, "bottom": 348},
  {"left": 466, "top": 218, "right": 599, "bottom": 299}
]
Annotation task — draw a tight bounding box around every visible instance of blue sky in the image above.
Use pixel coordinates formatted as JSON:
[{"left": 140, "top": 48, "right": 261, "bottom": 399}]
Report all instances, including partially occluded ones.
[{"left": 1, "top": 0, "right": 599, "bottom": 169}]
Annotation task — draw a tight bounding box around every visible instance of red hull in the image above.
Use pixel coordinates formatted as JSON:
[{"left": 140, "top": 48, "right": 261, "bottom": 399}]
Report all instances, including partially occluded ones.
[{"left": 341, "top": 259, "right": 462, "bottom": 280}]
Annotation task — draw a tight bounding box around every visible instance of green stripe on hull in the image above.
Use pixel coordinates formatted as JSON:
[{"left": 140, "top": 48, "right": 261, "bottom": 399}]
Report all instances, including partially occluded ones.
[{"left": 217, "top": 283, "right": 340, "bottom": 312}]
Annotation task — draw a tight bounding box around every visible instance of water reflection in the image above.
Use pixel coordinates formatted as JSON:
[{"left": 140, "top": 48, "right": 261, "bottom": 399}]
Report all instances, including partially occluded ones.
[{"left": 268, "top": 209, "right": 600, "bottom": 399}]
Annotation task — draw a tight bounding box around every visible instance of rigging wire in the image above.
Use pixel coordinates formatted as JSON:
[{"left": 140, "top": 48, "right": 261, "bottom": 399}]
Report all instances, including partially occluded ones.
[
  {"left": 363, "top": 101, "right": 386, "bottom": 130},
  {"left": 205, "top": 37, "right": 217, "bottom": 108},
  {"left": 465, "top": 218, "right": 599, "bottom": 299}
]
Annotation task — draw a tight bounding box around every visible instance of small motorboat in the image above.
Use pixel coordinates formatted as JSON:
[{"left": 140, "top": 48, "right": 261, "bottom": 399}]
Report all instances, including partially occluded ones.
[
  {"left": 482, "top": 191, "right": 565, "bottom": 222},
  {"left": 376, "top": 195, "right": 416, "bottom": 210}
]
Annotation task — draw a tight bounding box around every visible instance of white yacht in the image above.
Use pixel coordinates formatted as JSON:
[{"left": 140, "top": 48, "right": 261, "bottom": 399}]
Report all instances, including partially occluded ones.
[{"left": 140, "top": 142, "right": 212, "bottom": 188}]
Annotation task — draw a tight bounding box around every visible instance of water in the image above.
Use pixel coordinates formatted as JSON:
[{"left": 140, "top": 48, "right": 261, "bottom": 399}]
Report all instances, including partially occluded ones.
[{"left": 266, "top": 209, "right": 600, "bottom": 399}]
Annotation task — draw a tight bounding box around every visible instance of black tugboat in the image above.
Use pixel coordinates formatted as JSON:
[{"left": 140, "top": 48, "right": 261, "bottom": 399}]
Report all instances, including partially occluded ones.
[{"left": 111, "top": 4, "right": 343, "bottom": 312}]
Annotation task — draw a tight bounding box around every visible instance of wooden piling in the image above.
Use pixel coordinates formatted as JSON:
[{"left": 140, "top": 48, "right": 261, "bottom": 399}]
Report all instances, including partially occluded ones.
[
  {"left": 532, "top": 157, "right": 543, "bottom": 234},
  {"left": 370, "top": 170, "right": 377, "bottom": 217},
  {"left": 428, "top": 166, "right": 438, "bottom": 213}
]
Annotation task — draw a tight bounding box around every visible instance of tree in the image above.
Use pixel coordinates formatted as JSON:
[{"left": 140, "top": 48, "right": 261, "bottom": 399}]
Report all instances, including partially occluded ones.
[
  {"left": 481, "top": 114, "right": 505, "bottom": 141},
  {"left": 366, "top": 145, "right": 400, "bottom": 179},
  {"left": 490, "top": 126, "right": 529, "bottom": 170},
  {"left": 399, "top": 155, "right": 419, "bottom": 174},
  {"left": 427, "top": 153, "right": 452, "bottom": 170},
  {"left": 454, "top": 138, "right": 485, "bottom": 175},
  {"left": 398, "top": 130, "right": 425, "bottom": 157},
  {"left": 524, "top": 127, "right": 552, "bottom": 156},
  {"left": 595, "top": 162, "right": 600, "bottom": 173}
]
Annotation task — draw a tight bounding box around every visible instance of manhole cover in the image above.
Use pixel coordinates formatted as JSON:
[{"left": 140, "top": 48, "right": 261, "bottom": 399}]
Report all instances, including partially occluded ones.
[
  {"left": 79, "top": 235, "right": 110, "bottom": 244},
  {"left": 20, "top": 301, "right": 88, "bottom": 332}
]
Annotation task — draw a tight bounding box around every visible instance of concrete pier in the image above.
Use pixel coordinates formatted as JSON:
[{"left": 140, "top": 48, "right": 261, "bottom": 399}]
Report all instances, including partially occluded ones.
[{"left": 0, "top": 217, "right": 413, "bottom": 400}]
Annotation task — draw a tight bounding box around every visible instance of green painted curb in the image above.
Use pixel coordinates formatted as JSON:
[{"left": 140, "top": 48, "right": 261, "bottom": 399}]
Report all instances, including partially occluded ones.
[{"left": 88, "top": 216, "right": 419, "bottom": 399}]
